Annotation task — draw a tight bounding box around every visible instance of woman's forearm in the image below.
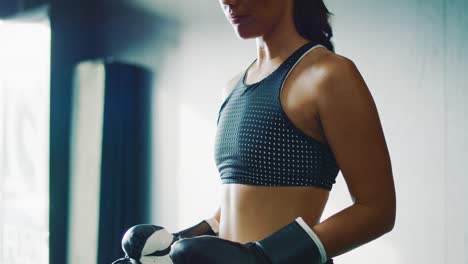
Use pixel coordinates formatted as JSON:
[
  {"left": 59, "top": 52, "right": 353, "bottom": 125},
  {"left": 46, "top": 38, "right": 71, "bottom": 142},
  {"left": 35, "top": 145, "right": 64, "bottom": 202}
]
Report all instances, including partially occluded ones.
[
  {"left": 212, "top": 205, "right": 221, "bottom": 223},
  {"left": 311, "top": 202, "right": 395, "bottom": 259}
]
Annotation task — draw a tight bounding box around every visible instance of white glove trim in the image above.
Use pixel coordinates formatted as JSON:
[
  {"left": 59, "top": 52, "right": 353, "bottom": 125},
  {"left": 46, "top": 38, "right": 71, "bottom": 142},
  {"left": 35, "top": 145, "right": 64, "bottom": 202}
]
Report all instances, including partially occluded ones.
[{"left": 295, "top": 216, "right": 327, "bottom": 264}]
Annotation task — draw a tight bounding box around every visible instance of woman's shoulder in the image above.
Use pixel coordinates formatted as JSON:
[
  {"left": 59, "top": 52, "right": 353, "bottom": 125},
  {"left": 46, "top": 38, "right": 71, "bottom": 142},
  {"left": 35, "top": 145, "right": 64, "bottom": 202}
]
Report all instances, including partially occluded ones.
[
  {"left": 222, "top": 70, "right": 244, "bottom": 101},
  {"left": 301, "top": 49, "right": 365, "bottom": 96},
  {"left": 307, "top": 48, "right": 357, "bottom": 80}
]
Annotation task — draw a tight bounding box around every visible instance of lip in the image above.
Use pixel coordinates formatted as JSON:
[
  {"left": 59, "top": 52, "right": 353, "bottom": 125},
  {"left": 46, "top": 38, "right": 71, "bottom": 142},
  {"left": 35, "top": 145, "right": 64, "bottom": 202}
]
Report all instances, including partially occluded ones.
[{"left": 230, "top": 15, "right": 249, "bottom": 24}]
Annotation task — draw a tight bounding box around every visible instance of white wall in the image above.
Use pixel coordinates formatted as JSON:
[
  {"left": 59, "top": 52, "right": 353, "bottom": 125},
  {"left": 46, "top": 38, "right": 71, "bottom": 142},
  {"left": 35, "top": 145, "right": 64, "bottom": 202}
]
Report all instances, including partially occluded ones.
[
  {"left": 445, "top": 0, "right": 468, "bottom": 262},
  {"left": 147, "top": 1, "right": 468, "bottom": 263}
]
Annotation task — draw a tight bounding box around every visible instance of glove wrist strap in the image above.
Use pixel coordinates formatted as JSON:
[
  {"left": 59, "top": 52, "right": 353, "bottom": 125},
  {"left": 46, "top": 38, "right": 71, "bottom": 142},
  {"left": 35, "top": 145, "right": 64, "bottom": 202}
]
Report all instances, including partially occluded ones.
[
  {"left": 174, "top": 217, "right": 219, "bottom": 239},
  {"left": 255, "top": 217, "right": 327, "bottom": 264}
]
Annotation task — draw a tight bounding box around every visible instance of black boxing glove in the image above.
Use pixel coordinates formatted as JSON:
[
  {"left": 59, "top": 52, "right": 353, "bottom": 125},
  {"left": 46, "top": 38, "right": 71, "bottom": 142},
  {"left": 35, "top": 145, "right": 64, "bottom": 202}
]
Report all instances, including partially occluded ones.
[
  {"left": 111, "top": 217, "right": 219, "bottom": 264},
  {"left": 169, "top": 217, "right": 328, "bottom": 264}
]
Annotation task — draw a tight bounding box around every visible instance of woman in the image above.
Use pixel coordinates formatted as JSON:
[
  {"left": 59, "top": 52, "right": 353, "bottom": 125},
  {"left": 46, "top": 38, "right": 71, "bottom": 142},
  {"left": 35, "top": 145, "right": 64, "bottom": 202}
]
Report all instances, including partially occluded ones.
[{"left": 113, "top": 0, "right": 396, "bottom": 263}]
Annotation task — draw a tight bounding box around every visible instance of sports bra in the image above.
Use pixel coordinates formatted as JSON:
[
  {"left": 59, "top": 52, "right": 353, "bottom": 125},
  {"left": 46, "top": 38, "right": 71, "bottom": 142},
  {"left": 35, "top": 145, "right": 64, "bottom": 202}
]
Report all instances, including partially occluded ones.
[{"left": 213, "top": 40, "right": 340, "bottom": 190}]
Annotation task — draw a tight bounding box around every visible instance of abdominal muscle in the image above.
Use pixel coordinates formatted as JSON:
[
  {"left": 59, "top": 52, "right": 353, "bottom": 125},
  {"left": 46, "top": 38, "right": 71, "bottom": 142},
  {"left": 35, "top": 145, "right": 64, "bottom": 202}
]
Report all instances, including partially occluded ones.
[{"left": 218, "top": 183, "right": 330, "bottom": 243}]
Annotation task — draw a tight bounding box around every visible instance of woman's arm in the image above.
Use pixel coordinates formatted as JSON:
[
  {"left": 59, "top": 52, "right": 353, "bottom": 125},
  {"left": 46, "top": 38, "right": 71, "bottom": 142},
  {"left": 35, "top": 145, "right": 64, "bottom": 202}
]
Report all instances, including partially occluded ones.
[
  {"left": 311, "top": 55, "right": 396, "bottom": 259},
  {"left": 212, "top": 205, "right": 221, "bottom": 223}
]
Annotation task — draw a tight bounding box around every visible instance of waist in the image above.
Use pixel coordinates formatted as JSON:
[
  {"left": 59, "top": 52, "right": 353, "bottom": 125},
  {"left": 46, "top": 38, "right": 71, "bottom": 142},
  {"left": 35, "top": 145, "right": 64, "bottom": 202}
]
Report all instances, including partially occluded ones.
[{"left": 218, "top": 183, "right": 329, "bottom": 243}]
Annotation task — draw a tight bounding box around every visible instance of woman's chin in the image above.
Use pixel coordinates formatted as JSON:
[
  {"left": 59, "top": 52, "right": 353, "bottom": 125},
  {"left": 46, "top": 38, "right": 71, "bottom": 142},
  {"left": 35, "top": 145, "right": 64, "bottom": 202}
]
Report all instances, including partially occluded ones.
[{"left": 234, "top": 30, "right": 259, "bottom": 40}]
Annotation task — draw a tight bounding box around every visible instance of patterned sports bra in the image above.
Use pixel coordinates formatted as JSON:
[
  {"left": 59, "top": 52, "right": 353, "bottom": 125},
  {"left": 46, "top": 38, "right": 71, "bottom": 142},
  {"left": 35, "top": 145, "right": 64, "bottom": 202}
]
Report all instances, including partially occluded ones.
[{"left": 214, "top": 41, "right": 340, "bottom": 190}]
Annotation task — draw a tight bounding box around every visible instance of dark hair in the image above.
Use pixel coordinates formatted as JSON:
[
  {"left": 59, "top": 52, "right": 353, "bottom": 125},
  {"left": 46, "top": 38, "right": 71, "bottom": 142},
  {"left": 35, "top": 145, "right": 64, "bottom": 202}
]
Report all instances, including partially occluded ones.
[{"left": 293, "top": 0, "right": 335, "bottom": 52}]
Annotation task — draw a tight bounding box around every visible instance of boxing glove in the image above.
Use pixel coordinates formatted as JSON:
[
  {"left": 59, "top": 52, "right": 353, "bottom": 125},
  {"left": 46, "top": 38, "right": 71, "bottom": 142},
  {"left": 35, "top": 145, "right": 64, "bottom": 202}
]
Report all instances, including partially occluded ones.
[
  {"left": 111, "top": 217, "right": 219, "bottom": 264},
  {"left": 169, "top": 216, "right": 328, "bottom": 264}
]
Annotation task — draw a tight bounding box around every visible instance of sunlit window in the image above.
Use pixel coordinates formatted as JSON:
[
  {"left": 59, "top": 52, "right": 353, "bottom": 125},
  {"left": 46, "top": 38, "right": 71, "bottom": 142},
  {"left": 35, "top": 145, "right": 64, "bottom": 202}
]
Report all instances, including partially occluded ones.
[{"left": 0, "top": 18, "right": 50, "bottom": 264}]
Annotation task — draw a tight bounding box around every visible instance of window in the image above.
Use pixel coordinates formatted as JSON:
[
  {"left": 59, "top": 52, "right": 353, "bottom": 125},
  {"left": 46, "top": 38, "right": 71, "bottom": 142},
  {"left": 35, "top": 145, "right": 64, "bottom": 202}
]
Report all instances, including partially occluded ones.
[{"left": 0, "top": 18, "right": 50, "bottom": 264}]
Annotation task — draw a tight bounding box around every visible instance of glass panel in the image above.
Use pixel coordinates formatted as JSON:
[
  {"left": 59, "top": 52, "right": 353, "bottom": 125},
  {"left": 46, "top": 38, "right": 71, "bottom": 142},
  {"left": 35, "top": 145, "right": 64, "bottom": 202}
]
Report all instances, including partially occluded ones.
[{"left": 0, "top": 18, "right": 50, "bottom": 264}]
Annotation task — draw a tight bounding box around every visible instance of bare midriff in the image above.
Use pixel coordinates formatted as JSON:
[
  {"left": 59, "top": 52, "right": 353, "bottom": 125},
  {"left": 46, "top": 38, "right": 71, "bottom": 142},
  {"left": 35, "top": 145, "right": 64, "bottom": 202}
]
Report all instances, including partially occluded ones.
[{"left": 218, "top": 183, "right": 330, "bottom": 243}]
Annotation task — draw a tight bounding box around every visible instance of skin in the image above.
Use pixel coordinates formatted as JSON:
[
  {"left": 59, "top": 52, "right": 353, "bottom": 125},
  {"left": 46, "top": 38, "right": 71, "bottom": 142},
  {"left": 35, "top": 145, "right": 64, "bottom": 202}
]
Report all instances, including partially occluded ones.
[{"left": 213, "top": 0, "right": 396, "bottom": 259}]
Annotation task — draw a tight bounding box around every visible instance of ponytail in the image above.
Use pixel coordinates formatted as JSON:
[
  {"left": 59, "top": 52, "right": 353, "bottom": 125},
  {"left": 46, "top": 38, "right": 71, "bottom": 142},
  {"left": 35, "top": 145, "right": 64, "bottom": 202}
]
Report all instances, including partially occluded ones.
[{"left": 293, "top": 0, "right": 335, "bottom": 52}]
